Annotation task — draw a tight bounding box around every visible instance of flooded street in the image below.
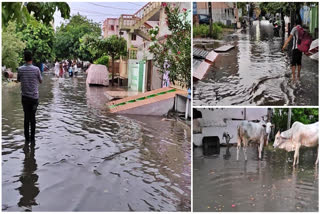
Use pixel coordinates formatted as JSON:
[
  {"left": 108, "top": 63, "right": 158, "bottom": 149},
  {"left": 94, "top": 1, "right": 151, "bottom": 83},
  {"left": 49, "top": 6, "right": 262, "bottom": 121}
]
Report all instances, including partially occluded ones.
[
  {"left": 193, "top": 146, "right": 319, "bottom": 212},
  {"left": 2, "top": 72, "right": 191, "bottom": 211},
  {"left": 193, "top": 20, "right": 318, "bottom": 106}
]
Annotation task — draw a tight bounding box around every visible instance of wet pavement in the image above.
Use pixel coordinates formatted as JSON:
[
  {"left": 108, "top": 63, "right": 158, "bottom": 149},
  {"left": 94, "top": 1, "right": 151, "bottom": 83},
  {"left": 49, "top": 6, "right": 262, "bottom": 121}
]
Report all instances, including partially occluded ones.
[
  {"left": 2, "top": 72, "right": 191, "bottom": 211},
  {"left": 193, "top": 145, "right": 319, "bottom": 212},
  {"left": 193, "top": 20, "right": 319, "bottom": 106}
]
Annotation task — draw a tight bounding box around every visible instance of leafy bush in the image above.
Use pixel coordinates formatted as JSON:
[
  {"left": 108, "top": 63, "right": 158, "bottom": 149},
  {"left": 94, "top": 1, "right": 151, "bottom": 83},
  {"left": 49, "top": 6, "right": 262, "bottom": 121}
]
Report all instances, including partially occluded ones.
[
  {"left": 94, "top": 55, "right": 109, "bottom": 67},
  {"left": 148, "top": 3, "right": 191, "bottom": 88},
  {"left": 212, "top": 23, "right": 223, "bottom": 39},
  {"left": 2, "top": 21, "right": 26, "bottom": 71},
  {"left": 193, "top": 24, "right": 222, "bottom": 39},
  {"left": 273, "top": 108, "right": 318, "bottom": 132},
  {"left": 216, "top": 21, "right": 233, "bottom": 29},
  {"left": 19, "top": 17, "right": 55, "bottom": 64},
  {"left": 193, "top": 24, "right": 209, "bottom": 37}
]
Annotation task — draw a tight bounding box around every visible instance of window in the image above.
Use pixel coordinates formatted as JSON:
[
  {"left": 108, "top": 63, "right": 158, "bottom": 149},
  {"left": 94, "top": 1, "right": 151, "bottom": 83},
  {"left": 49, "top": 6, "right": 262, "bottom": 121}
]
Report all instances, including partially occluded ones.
[
  {"left": 129, "top": 49, "right": 137, "bottom": 59},
  {"left": 110, "top": 25, "right": 114, "bottom": 31},
  {"left": 131, "top": 34, "right": 137, "bottom": 41}
]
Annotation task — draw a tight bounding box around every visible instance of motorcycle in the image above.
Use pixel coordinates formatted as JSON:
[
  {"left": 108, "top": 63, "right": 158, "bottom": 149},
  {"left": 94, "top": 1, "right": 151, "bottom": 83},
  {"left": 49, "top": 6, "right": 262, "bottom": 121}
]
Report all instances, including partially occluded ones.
[
  {"left": 241, "top": 20, "right": 247, "bottom": 32},
  {"left": 273, "top": 21, "right": 280, "bottom": 36}
]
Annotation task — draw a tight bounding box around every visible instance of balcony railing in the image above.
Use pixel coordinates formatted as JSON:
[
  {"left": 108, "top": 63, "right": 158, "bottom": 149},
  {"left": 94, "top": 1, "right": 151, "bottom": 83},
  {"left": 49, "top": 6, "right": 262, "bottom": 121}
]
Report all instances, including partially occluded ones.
[
  {"left": 119, "top": 2, "right": 161, "bottom": 29},
  {"left": 132, "top": 2, "right": 161, "bottom": 21}
]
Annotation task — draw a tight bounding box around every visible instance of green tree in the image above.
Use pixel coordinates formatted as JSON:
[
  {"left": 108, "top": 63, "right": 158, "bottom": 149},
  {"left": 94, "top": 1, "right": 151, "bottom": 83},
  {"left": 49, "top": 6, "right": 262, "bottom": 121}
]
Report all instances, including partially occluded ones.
[
  {"left": 259, "top": 2, "right": 300, "bottom": 17},
  {"left": 2, "top": 21, "right": 26, "bottom": 71},
  {"left": 291, "top": 108, "right": 318, "bottom": 125},
  {"left": 54, "top": 14, "right": 101, "bottom": 61},
  {"left": 97, "top": 35, "right": 127, "bottom": 86},
  {"left": 237, "top": 2, "right": 250, "bottom": 16},
  {"left": 19, "top": 18, "right": 55, "bottom": 64},
  {"left": 272, "top": 108, "right": 318, "bottom": 134},
  {"left": 149, "top": 3, "right": 191, "bottom": 88},
  {"left": 79, "top": 34, "right": 101, "bottom": 63},
  {"left": 94, "top": 55, "right": 109, "bottom": 67},
  {"left": 259, "top": 2, "right": 318, "bottom": 35},
  {"left": 2, "top": 2, "right": 70, "bottom": 28}
]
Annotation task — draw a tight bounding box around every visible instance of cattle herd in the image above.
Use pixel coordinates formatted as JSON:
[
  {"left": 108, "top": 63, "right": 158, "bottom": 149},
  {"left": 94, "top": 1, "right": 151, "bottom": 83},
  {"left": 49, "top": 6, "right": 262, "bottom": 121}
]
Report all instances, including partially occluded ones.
[{"left": 237, "top": 121, "right": 319, "bottom": 166}]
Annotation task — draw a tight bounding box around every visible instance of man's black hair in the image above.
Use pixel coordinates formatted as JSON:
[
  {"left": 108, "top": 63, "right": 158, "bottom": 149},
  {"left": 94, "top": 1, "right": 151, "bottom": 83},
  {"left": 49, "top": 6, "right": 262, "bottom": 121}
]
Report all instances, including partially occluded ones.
[
  {"left": 295, "top": 18, "right": 302, "bottom": 26},
  {"left": 24, "top": 50, "right": 32, "bottom": 62}
]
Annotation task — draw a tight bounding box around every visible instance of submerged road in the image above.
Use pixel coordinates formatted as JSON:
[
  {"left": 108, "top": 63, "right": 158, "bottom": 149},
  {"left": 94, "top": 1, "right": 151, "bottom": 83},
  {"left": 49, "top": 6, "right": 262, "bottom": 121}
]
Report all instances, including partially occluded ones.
[
  {"left": 194, "top": 20, "right": 318, "bottom": 106},
  {"left": 2, "top": 72, "right": 191, "bottom": 211},
  {"left": 193, "top": 146, "right": 318, "bottom": 212}
]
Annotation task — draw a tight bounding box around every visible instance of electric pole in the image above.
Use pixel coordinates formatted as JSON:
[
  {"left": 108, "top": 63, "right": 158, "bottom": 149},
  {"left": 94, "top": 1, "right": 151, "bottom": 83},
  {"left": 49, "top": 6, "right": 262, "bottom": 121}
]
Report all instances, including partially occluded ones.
[
  {"left": 287, "top": 108, "right": 292, "bottom": 129},
  {"left": 208, "top": 2, "right": 213, "bottom": 37}
]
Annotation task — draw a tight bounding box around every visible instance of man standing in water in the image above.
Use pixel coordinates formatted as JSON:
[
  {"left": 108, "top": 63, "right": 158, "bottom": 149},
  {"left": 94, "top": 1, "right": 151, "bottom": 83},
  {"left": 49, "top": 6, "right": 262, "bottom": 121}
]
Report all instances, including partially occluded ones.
[
  {"left": 17, "top": 50, "right": 42, "bottom": 151},
  {"left": 233, "top": 16, "right": 237, "bottom": 31},
  {"left": 282, "top": 19, "right": 303, "bottom": 82}
]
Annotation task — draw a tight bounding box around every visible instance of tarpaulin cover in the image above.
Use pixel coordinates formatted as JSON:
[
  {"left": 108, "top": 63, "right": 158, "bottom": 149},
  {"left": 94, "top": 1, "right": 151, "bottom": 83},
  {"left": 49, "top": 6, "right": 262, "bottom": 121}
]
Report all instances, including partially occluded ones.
[{"left": 86, "top": 64, "right": 109, "bottom": 86}]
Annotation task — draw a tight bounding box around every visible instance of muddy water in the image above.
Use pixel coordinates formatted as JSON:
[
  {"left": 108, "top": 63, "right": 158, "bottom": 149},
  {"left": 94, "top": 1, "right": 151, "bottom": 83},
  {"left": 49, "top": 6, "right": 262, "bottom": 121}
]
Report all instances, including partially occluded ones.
[
  {"left": 193, "top": 20, "right": 318, "bottom": 106},
  {"left": 2, "top": 72, "right": 191, "bottom": 211},
  {"left": 193, "top": 146, "right": 318, "bottom": 212}
]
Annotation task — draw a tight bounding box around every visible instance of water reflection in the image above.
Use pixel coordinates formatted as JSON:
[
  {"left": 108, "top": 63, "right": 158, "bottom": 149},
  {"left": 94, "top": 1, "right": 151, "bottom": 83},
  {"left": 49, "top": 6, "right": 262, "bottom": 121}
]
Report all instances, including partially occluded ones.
[
  {"left": 193, "top": 20, "right": 318, "bottom": 106},
  {"left": 193, "top": 146, "right": 318, "bottom": 212},
  {"left": 2, "top": 73, "right": 190, "bottom": 211},
  {"left": 223, "top": 146, "right": 231, "bottom": 160},
  {"left": 17, "top": 148, "right": 39, "bottom": 210}
]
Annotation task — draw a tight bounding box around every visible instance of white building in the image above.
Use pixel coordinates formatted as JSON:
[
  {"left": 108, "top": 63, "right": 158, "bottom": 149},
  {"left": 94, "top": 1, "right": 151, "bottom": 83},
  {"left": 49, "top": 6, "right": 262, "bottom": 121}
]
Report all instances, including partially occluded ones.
[{"left": 193, "top": 108, "right": 270, "bottom": 146}]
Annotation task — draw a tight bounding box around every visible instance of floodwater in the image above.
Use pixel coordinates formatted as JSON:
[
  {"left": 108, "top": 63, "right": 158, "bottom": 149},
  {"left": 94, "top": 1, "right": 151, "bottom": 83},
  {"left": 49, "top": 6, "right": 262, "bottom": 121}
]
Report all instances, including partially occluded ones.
[
  {"left": 193, "top": 145, "right": 319, "bottom": 212},
  {"left": 2, "top": 72, "right": 191, "bottom": 211},
  {"left": 193, "top": 20, "right": 318, "bottom": 106}
]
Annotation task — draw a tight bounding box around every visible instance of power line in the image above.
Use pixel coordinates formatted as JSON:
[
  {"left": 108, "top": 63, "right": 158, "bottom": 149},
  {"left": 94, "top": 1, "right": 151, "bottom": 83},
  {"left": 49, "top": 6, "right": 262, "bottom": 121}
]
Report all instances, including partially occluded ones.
[
  {"left": 71, "top": 7, "right": 120, "bottom": 16},
  {"left": 127, "top": 2, "right": 145, "bottom": 7},
  {"left": 88, "top": 2, "right": 140, "bottom": 11}
]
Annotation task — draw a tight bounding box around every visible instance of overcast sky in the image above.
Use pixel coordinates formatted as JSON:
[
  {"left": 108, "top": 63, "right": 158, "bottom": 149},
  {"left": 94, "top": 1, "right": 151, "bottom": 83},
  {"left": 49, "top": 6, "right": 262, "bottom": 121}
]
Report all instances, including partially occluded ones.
[{"left": 54, "top": 2, "right": 147, "bottom": 29}]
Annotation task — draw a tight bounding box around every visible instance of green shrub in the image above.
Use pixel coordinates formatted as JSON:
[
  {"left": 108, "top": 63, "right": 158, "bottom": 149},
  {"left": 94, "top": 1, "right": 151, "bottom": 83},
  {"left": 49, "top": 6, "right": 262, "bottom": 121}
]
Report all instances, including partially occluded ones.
[
  {"left": 94, "top": 55, "right": 109, "bottom": 67},
  {"left": 212, "top": 23, "right": 223, "bottom": 39},
  {"left": 216, "top": 22, "right": 226, "bottom": 28},
  {"left": 216, "top": 21, "right": 233, "bottom": 29},
  {"left": 193, "top": 24, "right": 222, "bottom": 39},
  {"left": 2, "top": 21, "right": 26, "bottom": 71}
]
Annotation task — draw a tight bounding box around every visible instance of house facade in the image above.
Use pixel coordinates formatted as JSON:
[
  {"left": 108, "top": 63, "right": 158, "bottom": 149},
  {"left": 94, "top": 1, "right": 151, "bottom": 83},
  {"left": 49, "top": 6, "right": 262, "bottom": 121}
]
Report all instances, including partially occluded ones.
[
  {"left": 102, "top": 2, "right": 190, "bottom": 93},
  {"left": 193, "top": 108, "right": 271, "bottom": 146},
  {"left": 194, "top": 2, "right": 238, "bottom": 25}
]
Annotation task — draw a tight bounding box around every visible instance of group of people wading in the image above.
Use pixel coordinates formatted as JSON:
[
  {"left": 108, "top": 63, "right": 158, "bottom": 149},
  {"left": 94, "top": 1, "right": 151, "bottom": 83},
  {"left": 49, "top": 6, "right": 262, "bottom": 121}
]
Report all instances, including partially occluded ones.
[{"left": 54, "top": 60, "right": 78, "bottom": 78}]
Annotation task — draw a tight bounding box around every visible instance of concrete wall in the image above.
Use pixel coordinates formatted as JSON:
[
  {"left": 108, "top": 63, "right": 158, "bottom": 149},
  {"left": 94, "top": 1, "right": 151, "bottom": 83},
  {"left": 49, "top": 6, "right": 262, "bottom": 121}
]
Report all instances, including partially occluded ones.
[
  {"left": 193, "top": 108, "right": 269, "bottom": 146},
  {"left": 150, "top": 65, "right": 162, "bottom": 90},
  {"left": 118, "top": 97, "right": 175, "bottom": 116},
  {"left": 175, "top": 94, "right": 191, "bottom": 118},
  {"left": 119, "top": 58, "right": 128, "bottom": 78},
  {"left": 103, "top": 18, "right": 119, "bottom": 37},
  {"left": 195, "top": 2, "right": 237, "bottom": 25},
  {"left": 158, "top": 2, "right": 191, "bottom": 38},
  {"left": 102, "top": 18, "right": 145, "bottom": 48}
]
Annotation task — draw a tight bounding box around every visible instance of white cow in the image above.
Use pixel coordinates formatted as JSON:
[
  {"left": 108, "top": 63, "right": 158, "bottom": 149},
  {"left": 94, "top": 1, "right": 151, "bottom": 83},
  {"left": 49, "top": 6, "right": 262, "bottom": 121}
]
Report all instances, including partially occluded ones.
[
  {"left": 273, "top": 121, "right": 319, "bottom": 166},
  {"left": 265, "top": 122, "right": 273, "bottom": 145},
  {"left": 237, "top": 121, "right": 271, "bottom": 161}
]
